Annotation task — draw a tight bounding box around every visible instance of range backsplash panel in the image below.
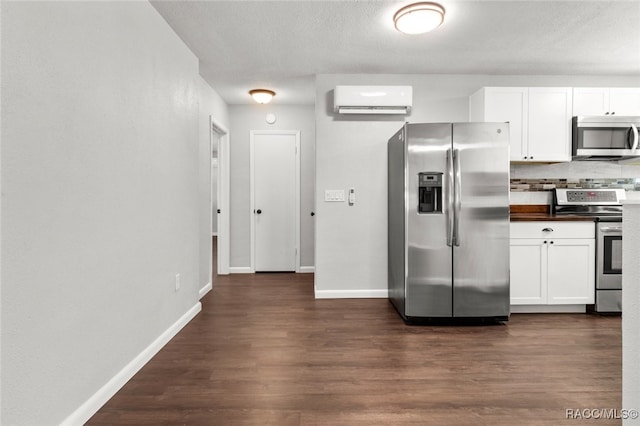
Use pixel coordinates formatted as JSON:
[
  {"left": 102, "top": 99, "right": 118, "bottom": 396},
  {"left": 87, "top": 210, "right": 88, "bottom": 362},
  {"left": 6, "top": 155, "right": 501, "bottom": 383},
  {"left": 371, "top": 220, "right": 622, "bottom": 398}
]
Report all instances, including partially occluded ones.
[{"left": 510, "top": 178, "right": 640, "bottom": 192}]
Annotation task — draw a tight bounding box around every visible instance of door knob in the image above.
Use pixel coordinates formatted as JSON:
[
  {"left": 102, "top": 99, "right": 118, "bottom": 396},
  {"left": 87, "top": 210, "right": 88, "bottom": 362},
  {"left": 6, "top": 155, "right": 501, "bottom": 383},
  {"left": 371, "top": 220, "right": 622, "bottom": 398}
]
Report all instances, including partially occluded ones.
[{"left": 256, "top": 209, "right": 262, "bottom": 214}]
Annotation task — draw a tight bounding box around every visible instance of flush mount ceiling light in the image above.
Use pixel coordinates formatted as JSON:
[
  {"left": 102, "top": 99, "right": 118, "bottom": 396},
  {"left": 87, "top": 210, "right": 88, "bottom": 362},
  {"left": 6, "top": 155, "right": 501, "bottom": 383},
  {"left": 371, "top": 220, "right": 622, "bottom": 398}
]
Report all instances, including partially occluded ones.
[
  {"left": 249, "top": 89, "right": 276, "bottom": 104},
  {"left": 394, "top": 2, "right": 446, "bottom": 35}
]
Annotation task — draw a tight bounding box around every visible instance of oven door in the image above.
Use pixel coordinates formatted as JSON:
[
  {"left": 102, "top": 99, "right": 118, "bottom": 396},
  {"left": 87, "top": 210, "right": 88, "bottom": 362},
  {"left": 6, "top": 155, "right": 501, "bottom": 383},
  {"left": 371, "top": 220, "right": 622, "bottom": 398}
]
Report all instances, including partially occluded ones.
[{"left": 596, "top": 224, "right": 623, "bottom": 289}]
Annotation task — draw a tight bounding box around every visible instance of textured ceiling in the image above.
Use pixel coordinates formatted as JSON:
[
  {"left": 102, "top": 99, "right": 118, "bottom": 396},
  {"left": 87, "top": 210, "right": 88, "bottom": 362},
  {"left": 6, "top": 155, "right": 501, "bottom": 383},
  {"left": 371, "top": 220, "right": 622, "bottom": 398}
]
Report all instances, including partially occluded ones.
[{"left": 150, "top": 0, "right": 640, "bottom": 105}]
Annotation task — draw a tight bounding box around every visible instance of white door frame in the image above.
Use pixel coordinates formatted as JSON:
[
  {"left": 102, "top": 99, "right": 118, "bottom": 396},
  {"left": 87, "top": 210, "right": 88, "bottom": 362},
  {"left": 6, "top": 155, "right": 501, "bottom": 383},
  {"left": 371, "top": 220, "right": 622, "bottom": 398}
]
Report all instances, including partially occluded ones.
[
  {"left": 211, "top": 117, "right": 230, "bottom": 275},
  {"left": 249, "top": 130, "right": 301, "bottom": 273}
]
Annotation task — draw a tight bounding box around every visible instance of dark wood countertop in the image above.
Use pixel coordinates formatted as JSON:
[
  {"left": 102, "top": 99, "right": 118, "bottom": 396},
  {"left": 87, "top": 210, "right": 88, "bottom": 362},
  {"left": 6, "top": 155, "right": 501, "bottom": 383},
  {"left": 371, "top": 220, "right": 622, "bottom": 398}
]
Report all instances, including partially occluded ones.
[
  {"left": 510, "top": 213, "right": 596, "bottom": 222},
  {"left": 509, "top": 204, "right": 596, "bottom": 222}
]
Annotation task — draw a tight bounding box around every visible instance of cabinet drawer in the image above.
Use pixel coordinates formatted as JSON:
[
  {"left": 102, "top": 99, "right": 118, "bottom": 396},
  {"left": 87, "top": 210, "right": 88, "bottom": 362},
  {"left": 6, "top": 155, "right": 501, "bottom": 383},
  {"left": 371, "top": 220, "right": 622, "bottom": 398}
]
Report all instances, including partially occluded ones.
[{"left": 511, "top": 221, "right": 594, "bottom": 239}]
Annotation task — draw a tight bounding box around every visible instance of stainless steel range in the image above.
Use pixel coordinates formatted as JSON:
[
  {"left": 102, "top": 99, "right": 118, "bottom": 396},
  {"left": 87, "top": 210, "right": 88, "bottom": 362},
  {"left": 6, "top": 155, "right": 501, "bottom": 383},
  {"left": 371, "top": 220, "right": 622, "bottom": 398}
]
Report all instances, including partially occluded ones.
[{"left": 553, "top": 188, "right": 625, "bottom": 314}]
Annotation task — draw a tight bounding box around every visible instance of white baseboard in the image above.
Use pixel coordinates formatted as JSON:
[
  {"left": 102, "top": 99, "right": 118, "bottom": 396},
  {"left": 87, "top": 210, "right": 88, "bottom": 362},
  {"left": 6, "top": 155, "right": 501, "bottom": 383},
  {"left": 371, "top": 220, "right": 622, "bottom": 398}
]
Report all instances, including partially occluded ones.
[
  {"left": 229, "top": 266, "right": 253, "bottom": 274},
  {"left": 510, "top": 304, "right": 586, "bottom": 314},
  {"left": 60, "top": 303, "right": 202, "bottom": 426},
  {"left": 199, "top": 282, "right": 212, "bottom": 299},
  {"left": 299, "top": 266, "right": 315, "bottom": 273},
  {"left": 315, "top": 289, "right": 389, "bottom": 299}
]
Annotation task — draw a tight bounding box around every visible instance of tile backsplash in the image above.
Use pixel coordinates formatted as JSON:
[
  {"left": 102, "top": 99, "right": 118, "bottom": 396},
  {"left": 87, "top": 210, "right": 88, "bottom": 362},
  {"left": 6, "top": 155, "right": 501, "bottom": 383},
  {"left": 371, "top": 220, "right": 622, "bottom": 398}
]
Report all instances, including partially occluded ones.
[{"left": 510, "top": 178, "right": 640, "bottom": 192}]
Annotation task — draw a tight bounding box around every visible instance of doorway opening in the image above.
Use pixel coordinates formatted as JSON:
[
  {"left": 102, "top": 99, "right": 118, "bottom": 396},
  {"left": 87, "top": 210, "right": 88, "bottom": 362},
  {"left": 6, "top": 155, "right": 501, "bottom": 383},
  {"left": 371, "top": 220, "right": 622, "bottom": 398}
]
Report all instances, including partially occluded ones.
[{"left": 211, "top": 118, "right": 229, "bottom": 284}]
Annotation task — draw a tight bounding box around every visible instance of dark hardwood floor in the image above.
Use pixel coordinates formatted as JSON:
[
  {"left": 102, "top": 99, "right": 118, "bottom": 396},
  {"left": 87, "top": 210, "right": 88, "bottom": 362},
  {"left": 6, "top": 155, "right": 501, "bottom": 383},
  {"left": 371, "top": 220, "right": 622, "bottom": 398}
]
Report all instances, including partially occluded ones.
[{"left": 89, "top": 244, "right": 621, "bottom": 425}]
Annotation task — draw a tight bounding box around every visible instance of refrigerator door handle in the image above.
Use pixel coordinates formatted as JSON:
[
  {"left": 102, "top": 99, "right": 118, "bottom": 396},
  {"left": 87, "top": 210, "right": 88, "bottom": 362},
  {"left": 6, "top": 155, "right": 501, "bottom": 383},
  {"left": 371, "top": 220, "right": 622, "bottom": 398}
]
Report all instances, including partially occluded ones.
[
  {"left": 453, "top": 149, "right": 461, "bottom": 246},
  {"left": 446, "top": 148, "right": 454, "bottom": 247}
]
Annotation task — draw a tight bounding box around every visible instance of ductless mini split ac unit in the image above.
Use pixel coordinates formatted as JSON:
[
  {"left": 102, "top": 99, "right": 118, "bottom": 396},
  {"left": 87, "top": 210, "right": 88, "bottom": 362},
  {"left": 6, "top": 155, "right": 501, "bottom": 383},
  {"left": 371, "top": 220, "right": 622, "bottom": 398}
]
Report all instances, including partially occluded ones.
[{"left": 334, "top": 85, "right": 413, "bottom": 115}]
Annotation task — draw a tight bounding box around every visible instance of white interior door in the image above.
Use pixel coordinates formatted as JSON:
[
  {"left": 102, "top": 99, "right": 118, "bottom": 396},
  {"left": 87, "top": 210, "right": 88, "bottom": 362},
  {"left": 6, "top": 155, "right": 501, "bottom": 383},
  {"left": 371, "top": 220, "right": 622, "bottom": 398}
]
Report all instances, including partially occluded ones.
[
  {"left": 251, "top": 130, "right": 300, "bottom": 272},
  {"left": 211, "top": 136, "right": 219, "bottom": 236},
  {"left": 211, "top": 118, "right": 229, "bottom": 275}
]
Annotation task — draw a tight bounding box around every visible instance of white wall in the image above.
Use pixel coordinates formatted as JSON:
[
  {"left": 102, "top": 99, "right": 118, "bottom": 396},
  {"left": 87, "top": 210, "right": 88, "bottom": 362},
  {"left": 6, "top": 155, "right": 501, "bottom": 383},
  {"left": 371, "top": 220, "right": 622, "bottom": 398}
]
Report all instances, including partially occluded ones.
[
  {"left": 197, "top": 76, "right": 228, "bottom": 288},
  {"left": 623, "top": 202, "right": 640, "bottom": 425},
  {"left": 314, "top": 73, "right": 640, "bottom": 297},
  {"left": 229, "top": 104, "right": 315, "bottom": 269},
  {"left": 1, "top": 2, "right": 215, "bottom": 424}
]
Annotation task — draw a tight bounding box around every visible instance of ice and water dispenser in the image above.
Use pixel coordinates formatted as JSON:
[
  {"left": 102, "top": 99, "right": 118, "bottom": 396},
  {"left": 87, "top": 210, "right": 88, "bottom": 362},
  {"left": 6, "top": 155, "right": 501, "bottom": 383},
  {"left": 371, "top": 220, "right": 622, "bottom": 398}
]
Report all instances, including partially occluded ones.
[{"left": 418, "top": 172, "right": 443, "bottom": 214}]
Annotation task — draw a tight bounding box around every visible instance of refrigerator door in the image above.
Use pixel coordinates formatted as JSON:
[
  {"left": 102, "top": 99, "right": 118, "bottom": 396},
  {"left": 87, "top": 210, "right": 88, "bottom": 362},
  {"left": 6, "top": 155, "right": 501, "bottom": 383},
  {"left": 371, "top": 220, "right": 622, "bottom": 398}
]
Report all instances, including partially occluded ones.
[
  {"left": 388, "top": 126, "right": 406, "bottom": 316},
  {"left": 405, "top": 123, "right": 453, "bottom": 317},
  {"left": 452, "top": 123, "right": 510, "bottom": 318}
]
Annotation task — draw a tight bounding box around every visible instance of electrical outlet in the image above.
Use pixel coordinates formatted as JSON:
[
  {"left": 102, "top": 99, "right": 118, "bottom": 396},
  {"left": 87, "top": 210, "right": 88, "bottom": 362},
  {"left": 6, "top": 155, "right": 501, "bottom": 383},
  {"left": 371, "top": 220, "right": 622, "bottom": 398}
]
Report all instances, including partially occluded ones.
[{"left": 175, "top": 273, "right": 181, "bottom": 292}]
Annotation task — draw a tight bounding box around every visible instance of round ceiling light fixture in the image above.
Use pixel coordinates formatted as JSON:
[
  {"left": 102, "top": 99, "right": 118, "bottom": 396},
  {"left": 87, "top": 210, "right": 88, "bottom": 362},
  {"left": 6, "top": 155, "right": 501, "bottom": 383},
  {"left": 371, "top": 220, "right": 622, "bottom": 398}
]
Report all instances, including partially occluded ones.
[
  {"left": 393, "top": 2, "right": 446, "bottom": 35},
  {"left": 249, "top": 89, "right": 276, "bottom": 104}
]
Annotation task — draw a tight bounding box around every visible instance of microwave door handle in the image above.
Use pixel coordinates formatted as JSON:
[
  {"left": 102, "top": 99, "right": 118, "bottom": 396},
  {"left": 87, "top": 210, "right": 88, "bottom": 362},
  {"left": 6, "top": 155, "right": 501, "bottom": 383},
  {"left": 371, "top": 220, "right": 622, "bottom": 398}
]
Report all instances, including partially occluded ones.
[{"left": 630, "top": 124, "right": 639, "bottom": 151}]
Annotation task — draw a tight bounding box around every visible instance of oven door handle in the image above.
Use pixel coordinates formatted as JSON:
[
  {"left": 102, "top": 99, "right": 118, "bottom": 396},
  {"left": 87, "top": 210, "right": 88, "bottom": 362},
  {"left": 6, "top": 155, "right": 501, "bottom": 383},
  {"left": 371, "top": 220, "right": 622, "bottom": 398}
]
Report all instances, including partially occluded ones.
[{"left": 599, "top": 226, "right": 623, "bottom": 233}]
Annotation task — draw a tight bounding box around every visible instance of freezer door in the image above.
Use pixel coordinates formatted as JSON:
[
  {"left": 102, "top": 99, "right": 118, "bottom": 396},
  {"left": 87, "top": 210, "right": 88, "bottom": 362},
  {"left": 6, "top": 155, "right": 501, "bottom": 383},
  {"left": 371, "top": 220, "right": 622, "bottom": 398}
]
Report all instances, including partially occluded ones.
[
  {"left": 405, "top": 123, "right": 453, "bottom": 317},
  {"left": 388, "top": 126, "right": 406, "bottom": 316},
  {"left": 452, "top": 123, "right": 510, "bottom": 318}
]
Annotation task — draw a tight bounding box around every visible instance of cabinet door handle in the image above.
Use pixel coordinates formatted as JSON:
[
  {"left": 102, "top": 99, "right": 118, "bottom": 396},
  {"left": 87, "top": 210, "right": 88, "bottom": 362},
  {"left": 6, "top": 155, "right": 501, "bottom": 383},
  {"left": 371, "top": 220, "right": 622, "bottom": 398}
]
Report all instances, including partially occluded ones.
[
  {"left": 550, "top": 241, "right": 554, "bottom": 244},
  {"left": 543, "top": 240, "right": 547, "bottom": 244},
  {"left": 542, "top": 228, "right": 553, "bottom": 232}
]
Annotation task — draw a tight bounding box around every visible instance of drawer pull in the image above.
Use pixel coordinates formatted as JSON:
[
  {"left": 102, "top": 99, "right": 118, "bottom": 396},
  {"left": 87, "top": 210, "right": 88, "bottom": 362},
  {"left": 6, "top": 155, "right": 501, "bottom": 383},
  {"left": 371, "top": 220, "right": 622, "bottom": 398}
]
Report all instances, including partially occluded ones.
[{"left": 542, "top": 228, "right": 554, "bottom": 232}]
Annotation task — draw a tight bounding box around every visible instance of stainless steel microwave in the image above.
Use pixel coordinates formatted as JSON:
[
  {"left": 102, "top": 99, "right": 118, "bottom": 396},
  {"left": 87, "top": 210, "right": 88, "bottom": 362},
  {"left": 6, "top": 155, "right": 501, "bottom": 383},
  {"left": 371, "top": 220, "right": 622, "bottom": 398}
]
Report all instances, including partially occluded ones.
[{"left": 572, "top": 116, "right": 640, "bottom": 160}]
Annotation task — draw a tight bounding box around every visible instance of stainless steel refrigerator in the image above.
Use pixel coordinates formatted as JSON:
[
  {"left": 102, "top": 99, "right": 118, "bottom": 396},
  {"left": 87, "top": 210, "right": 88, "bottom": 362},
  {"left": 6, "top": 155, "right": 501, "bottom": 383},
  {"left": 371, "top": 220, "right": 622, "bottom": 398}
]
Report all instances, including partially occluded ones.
[{"left": 388, "top": 122, "right": 510, "bottom": 322}]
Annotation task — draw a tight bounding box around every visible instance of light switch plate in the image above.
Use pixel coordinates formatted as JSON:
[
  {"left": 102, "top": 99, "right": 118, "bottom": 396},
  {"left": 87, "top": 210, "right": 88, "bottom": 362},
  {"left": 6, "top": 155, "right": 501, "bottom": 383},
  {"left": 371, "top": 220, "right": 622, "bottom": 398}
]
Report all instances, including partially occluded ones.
[{"left": 324, "top": 190, "right": 345, "bottom": 202}]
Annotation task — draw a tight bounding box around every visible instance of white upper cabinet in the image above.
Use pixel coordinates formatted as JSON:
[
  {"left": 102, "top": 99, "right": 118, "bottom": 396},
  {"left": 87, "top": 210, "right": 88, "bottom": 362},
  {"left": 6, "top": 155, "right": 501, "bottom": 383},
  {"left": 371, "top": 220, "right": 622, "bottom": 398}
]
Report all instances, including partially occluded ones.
[
  {"left": 571, "top": 88, "right": 609, "bottom": 116},
  {"left": 609, "top": 88, "right": 640, "bottom": 115},
  {"left": 470, "top": 87, "right": 528, "bottom": 161},
  {"left": 470, "top": 87, "right": 572, "bottom": 162},
  {"left": 573, "top": 87, "right": 640, "bottom": 116},
  {"left": 528, "top": 88, "right": 573, "bottom": 162}
]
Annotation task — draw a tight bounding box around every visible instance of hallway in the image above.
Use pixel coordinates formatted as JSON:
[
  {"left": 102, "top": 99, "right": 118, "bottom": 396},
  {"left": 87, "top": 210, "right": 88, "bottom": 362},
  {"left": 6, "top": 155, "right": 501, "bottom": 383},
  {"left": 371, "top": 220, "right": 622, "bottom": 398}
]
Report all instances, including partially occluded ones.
[{"left": 88, "top": 271, "right": 621, "bottom": 425}]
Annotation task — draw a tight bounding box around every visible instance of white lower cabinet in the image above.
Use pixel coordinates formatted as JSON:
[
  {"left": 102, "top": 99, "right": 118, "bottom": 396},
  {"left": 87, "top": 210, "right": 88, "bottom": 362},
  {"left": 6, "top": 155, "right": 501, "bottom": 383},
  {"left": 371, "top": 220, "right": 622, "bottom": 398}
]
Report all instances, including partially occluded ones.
[
  {"left": 510, "top": 239, "right": 546, "bottom": 304},
  {"left": 510, "top": 222, "right": 595, "bottom": 306}
]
